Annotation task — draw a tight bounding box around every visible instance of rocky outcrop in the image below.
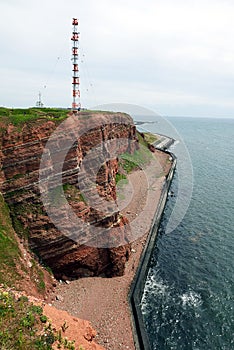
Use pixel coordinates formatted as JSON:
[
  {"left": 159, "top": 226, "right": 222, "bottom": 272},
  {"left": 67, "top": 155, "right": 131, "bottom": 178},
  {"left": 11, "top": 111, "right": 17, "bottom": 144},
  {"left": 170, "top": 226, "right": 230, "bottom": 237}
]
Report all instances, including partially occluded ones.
[
  {"left": 43, "top": 303, "right": 105, "bottom": 350},
  {"left": 0, "top": 111, "right": 139, "bottom": 279}
]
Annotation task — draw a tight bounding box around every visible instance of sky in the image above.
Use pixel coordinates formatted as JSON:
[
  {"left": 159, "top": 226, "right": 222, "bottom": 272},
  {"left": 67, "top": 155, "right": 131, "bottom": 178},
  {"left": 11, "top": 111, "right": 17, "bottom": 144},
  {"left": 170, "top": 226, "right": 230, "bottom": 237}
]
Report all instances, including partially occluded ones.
[{"left": 1, "top": 0, "right": 234, "bottom": 118}]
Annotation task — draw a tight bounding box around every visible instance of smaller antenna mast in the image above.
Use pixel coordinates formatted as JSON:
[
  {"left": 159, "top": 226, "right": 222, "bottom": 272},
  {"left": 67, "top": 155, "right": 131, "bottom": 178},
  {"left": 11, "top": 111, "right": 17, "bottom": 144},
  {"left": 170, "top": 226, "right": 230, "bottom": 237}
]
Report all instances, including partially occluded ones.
[{"left": 36, "top": 91, "right": 44, "bottom": 108}]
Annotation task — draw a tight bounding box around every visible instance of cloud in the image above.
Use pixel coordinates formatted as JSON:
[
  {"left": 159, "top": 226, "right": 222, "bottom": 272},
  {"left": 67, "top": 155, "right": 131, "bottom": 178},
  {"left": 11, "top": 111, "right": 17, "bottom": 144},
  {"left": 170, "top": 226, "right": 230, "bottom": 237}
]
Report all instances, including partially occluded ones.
[{"left": 0, "top": 0, "right": 234, "bottom": 117}]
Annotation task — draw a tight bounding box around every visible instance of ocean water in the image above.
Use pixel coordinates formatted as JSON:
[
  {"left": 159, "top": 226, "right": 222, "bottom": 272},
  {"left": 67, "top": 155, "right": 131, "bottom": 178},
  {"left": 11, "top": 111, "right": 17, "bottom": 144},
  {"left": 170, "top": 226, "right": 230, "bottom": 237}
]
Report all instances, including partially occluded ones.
[{"left": 141, "top": 117, "right": 234, "bottom": 350}]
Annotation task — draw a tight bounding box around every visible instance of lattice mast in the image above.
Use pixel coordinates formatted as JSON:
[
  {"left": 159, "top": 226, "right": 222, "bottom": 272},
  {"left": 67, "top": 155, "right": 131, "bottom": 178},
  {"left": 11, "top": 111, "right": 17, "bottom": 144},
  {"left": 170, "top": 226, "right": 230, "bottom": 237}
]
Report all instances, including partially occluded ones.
[
  {"left": 71, "top": 18, "right": 81, "bottom": 112},
  {"left": 36, "top": 91, "right": 44, "bottom": 108}
]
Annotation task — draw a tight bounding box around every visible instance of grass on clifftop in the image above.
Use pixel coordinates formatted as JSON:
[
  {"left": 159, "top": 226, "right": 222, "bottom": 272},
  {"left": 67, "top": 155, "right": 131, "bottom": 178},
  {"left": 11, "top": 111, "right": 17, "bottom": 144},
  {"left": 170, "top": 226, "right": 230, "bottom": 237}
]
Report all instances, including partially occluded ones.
[
  {"left": 0, "top": 107, "right": 70, "bottom": 128},
  {"left": 0, "top": 291, "right": 77, "bottom": 350},
  {"left": 0, "top": 107, "right": 132, "bottom": 129}
]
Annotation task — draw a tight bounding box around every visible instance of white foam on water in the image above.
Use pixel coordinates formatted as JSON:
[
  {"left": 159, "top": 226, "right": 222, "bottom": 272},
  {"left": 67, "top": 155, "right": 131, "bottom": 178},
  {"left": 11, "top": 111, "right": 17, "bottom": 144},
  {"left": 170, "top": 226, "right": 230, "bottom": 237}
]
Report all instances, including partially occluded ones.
[
  {"left": 144, "top": 273, "right": 169, "bottom": 296},
  {"left": 169, "top": 140, "right": 180, "bottom": 150},
  {"left": 180, "top": 291, "right": 202, "bottom": 308},
  {"left": 141, "top": 273, "right": 170, "bottom": 314}
]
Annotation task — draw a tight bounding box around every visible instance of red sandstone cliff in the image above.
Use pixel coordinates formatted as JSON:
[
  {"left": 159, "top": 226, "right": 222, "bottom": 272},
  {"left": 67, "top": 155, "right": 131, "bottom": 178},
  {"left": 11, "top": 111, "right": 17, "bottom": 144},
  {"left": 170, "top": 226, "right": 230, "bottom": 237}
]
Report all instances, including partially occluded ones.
[{"left": 0, "top": 111, "right": 139, "bottom": 280}]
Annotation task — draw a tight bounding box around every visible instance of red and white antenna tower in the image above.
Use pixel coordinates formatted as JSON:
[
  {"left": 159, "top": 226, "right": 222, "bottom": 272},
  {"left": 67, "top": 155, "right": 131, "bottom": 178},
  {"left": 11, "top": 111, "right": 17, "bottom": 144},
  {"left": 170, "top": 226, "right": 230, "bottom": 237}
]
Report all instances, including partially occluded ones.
[{"left": 71, "top": 18, "right": 81, "bottom": 112}]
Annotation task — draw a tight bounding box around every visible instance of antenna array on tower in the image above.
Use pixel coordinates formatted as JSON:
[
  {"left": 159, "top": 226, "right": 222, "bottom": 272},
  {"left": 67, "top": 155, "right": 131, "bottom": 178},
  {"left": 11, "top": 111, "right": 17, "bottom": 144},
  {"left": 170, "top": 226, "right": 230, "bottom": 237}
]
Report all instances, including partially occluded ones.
[{"left": 71, "top": 18, "right": 81, "bottom": 112}]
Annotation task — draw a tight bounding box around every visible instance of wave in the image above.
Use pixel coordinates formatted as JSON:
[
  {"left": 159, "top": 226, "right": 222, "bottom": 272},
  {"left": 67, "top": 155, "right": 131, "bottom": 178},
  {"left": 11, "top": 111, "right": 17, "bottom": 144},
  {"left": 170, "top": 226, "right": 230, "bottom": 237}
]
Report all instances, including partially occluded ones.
[{"left": 180, "top": 291, "right": 202, "bottom": 308}]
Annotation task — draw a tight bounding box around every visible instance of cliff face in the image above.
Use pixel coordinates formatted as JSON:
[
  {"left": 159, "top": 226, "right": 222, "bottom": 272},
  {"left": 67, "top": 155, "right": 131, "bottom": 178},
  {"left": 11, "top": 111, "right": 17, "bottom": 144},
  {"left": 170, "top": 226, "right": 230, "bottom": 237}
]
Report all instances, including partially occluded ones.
[{"left": 0, "top": 111, "right": 139, "bottom": 279}]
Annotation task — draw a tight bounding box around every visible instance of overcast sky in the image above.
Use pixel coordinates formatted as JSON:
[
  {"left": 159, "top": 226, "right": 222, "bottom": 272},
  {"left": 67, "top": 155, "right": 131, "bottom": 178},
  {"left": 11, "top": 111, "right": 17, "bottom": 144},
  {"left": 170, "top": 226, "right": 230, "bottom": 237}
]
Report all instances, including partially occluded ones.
[{"left": 1, "top": 0, "right": 234, "bottom": 117}]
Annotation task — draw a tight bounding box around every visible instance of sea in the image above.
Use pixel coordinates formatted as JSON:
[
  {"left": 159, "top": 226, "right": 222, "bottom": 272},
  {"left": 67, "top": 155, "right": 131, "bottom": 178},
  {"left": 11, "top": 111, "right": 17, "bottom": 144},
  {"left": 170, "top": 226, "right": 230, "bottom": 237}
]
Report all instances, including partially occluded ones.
[{"left": 139, "top": 117, "right": 234, "bottom": 350}]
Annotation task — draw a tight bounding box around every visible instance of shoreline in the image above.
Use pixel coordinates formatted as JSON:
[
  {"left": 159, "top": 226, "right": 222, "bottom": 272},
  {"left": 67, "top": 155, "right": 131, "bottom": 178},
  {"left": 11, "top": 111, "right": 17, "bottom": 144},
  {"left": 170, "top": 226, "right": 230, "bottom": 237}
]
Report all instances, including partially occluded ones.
[
  {"left": 129, "top": 150, "right": 176, "bottom": 349},
  {"left": 50, "top": 149, "right": 176, "bottom": 349}
]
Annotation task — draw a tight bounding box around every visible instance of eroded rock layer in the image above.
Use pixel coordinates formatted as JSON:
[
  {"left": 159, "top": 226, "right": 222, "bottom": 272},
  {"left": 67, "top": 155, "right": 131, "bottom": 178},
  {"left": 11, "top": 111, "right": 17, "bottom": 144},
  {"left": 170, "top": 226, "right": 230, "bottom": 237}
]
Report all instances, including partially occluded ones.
[{"left": 0, "top": 111, "right": 139, "bottom": 279}]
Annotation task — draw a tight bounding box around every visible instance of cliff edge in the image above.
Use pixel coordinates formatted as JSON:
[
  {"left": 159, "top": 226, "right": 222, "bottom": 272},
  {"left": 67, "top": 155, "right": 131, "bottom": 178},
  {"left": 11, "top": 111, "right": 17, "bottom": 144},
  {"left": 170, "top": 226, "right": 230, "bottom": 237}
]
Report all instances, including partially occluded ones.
[{"left": 0, "top": 108, "right": 139, "bottom": 281}]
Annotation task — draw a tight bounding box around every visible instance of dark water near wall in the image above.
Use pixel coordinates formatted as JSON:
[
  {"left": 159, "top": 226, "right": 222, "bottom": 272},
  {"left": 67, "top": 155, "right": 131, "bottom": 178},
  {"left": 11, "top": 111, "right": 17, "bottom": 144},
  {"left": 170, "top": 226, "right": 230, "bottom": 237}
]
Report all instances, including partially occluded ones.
[{"left": 141, "top": 117, "right": 234, "bottom": 350}]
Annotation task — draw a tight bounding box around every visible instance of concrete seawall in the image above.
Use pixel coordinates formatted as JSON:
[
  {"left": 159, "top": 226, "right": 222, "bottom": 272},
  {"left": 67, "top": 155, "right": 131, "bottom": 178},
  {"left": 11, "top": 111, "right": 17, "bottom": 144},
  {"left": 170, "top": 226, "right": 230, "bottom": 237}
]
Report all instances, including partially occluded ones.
[
  {"left": 153, "top": 133, "right": 175, "bottom": 150},
  {"left": 129, "top": 151, "right": 177, "bottom": 350}
]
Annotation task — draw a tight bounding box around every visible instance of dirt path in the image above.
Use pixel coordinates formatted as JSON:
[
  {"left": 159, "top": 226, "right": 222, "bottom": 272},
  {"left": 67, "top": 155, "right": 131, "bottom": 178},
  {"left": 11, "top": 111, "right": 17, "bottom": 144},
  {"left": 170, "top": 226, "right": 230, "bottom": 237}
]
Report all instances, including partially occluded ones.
[{"left": 50, "top": 151, "right": 170, "bottom": 350}]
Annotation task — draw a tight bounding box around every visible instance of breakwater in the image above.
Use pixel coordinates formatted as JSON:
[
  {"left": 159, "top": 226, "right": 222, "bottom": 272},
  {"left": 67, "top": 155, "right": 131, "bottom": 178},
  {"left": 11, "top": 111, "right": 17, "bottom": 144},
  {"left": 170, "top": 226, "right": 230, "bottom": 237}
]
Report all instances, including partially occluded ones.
[
  {"left": 129, "top": 150, "right": 176, "bottom": 350},
  {"left": 153, "top": 133, "right": 175, "bottom": 150}
]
